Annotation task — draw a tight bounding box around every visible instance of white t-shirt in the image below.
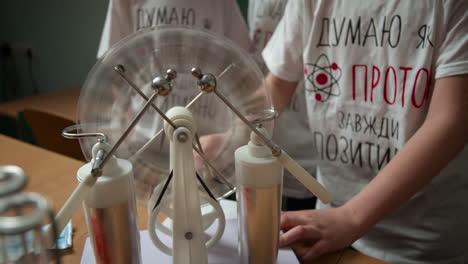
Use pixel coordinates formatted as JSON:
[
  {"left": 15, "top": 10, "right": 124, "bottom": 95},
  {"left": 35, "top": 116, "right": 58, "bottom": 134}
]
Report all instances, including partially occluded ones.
[
  {"left": 250, "top": 0, "right": 315, "bottom": 199},
  {"left": 95, "top": 0, "right": 255, "bottom": 203},
  {"left": 96, "top": 0, "right": 252, "bottom": 140},
  {"left": 263, "top": 1, "right": 468, "bottom": 263},
  {"left": 97, "top": 0, "right": 251, "bottom": 58}
]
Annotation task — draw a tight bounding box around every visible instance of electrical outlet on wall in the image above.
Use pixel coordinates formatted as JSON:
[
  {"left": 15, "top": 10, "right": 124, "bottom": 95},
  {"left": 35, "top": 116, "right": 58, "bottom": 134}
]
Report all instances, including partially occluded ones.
[
  {"left": 0, "top": 42, "right": 40, "bottom": 96},
  {"left": 1, "top": 42, "right": 35, "bottom": 58}
]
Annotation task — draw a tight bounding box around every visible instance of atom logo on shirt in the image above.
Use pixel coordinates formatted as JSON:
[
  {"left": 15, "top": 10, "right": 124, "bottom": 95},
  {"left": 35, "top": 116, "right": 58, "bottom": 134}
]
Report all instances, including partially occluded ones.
[{"left": 304, "top": 54, "right": 342, "bottom": 102}]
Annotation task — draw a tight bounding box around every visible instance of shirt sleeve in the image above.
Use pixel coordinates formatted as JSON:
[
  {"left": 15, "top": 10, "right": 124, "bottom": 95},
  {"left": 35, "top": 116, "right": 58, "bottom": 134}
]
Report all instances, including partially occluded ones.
[
  {"left": 247, "top": 0, "right": 255, "bottom": 32},
  {"left": 262, "top": 0, "right": 304, "bottom": 82},
  {"left": 223, "top": 0, "right": 252, "bottom": 53},
  {"left": 434, "top": 0, "right": 468, "bottom": 79},
  {"left": 96, "top": 0, "right": 134, "bottom": 59},
  {"left": 96, "top": 1, "right": 112, "bottom": 59}
]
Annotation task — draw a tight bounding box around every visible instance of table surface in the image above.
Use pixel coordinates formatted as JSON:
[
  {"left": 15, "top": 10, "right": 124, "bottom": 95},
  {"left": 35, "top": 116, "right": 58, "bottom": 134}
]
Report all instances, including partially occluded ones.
[
  {"left": 0, "top": 134, "right": 389, "bottom": 264},
  {"left": 0, "top": 134, "right": 150, "bottom": 263},
  {"left": 0, "top": 87, "right": 80, "bottom": 121}
]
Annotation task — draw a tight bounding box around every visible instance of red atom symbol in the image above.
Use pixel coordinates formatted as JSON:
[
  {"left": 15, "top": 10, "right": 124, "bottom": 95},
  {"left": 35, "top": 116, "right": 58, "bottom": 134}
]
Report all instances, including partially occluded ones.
[
  {"left": 316, "top": 73, "right": 328, "bottom": 85},
  {"left": 305, "top": 54, "right": 342, "bottom": 102}
]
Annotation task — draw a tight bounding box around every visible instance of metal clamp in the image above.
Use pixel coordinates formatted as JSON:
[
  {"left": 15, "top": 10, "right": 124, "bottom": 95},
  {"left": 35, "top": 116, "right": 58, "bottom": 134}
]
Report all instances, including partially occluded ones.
[
  {"left": 249, "top": 108, "right": 279, "bottom": 126},
  {"left": 61, "top": 124, "right": 108, "bottom": 143}
]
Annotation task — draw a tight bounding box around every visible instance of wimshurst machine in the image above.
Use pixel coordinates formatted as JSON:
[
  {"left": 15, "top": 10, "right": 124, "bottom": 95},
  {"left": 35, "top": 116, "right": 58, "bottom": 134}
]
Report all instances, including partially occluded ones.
[{"left": 3, "top": 26, "right": 332, "bottom": 264}]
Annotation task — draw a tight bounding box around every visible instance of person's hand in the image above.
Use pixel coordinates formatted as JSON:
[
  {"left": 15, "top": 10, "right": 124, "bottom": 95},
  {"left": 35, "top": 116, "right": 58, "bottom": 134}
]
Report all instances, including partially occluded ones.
[
  {"left": 193, "top": 132, "right": 227, "bottom": 173},
  {"left": 193, "top": 125, "right": 251, "bottom": 183},
  {"left": 279, "top": 207, "right": 367, "bottom": 262}
]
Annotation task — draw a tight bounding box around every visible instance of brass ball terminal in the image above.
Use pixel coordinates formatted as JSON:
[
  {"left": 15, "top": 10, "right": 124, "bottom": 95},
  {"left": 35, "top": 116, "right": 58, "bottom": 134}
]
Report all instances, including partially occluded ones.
[
  {"left": 115, "top": 64, "right": 126, "bottom": 73},
  {"left": 191, "top": 67, "right": 202, "bottom": 79},
  {"left": 151, "top": 68, "right": 177, "bottom": 96},
  {"left": 199, "top": 73, "right": 216, "bottom": 93},
  {"left": 191, "top": 67, "right": 217, "bottom": 93},
  {"left": 165, "top": 68, "right": 177, "bottom": 80}
]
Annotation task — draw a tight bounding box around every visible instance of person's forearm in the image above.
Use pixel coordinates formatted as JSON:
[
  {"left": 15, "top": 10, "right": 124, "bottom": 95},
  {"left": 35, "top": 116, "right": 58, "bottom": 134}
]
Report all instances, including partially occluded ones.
[
  {"left": 265, "top": 73, "right": 298, "bottom": 114},
  {"left": 232, "top": 72, "right": 298, "bottom": 134},
  {"left": 344, "top": 90, "right": 468, "bottom": 232}
]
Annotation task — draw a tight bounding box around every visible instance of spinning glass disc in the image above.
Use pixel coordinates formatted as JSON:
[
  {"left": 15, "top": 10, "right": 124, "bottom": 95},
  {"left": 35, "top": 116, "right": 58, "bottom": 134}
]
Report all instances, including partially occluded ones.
[{"left": 77, "top": 26, "right": 272, "bottom": 205}]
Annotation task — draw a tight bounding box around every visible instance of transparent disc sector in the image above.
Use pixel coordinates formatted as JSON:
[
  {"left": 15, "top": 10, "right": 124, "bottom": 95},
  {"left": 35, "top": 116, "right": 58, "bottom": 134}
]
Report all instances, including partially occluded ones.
[{"left": 77, "top": 25, "right": 272, "bottom": 205}]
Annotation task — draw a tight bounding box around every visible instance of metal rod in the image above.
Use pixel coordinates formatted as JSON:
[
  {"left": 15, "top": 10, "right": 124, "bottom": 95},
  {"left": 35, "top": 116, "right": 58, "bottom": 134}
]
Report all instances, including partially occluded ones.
[
  {"left": 130, "top": 129, "right": 233, "bottom": 190},
  {"left": 133, "top": 129, "right": 165, "bottom": 157},
  {"left": 213, "top": 89, "right": 282, "bottom": 156},
  {"left": 194, "top": 133, "right": 215, "bottom": 181},
  {"left": 217, "top": 64, "right": 234, "bottom": 80},
  {"left": 113, "top": 66, "right": 177, "bottom": 129},
  {"left": 131, "top": 86, "right": 208, "bottom": 159},
  {"left": 113, "top": 65, "right": 140, "bottom": 93},
  {"left": 159, "top": 130, "right": 166, "bottom": 152},
  {"left": 191, "top": 143, "right": 234, "bottom": 190},
  {"left": 185, "top": 92, "right": 204, "bottom": 109},
  {"left": 130, "top": 99, "right": 234, "bottom": 190},
  {"left": 184, "top": 63, "right": 234, "bottom": 109},
  {"left": 98, "top": 92, "right": 159, "bottom": 171},
  {"left": 114, "top": 66, "right": 233, "bottom": 190},
  {"left": 91, "top": 149, "right": 105, "bottom": 177}
]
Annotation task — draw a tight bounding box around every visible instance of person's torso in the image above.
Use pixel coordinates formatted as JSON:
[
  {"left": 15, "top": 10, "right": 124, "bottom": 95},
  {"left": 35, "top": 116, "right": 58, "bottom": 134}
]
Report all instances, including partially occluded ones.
[
  {"left": 298, "top": 1, "right": 468, "bottom": 262},
  {"left": 250, "top": 0, "right": 316, "bottom": 198},
  {"left": 130, "top": 0, "right": 226, "bottom": 33}
]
